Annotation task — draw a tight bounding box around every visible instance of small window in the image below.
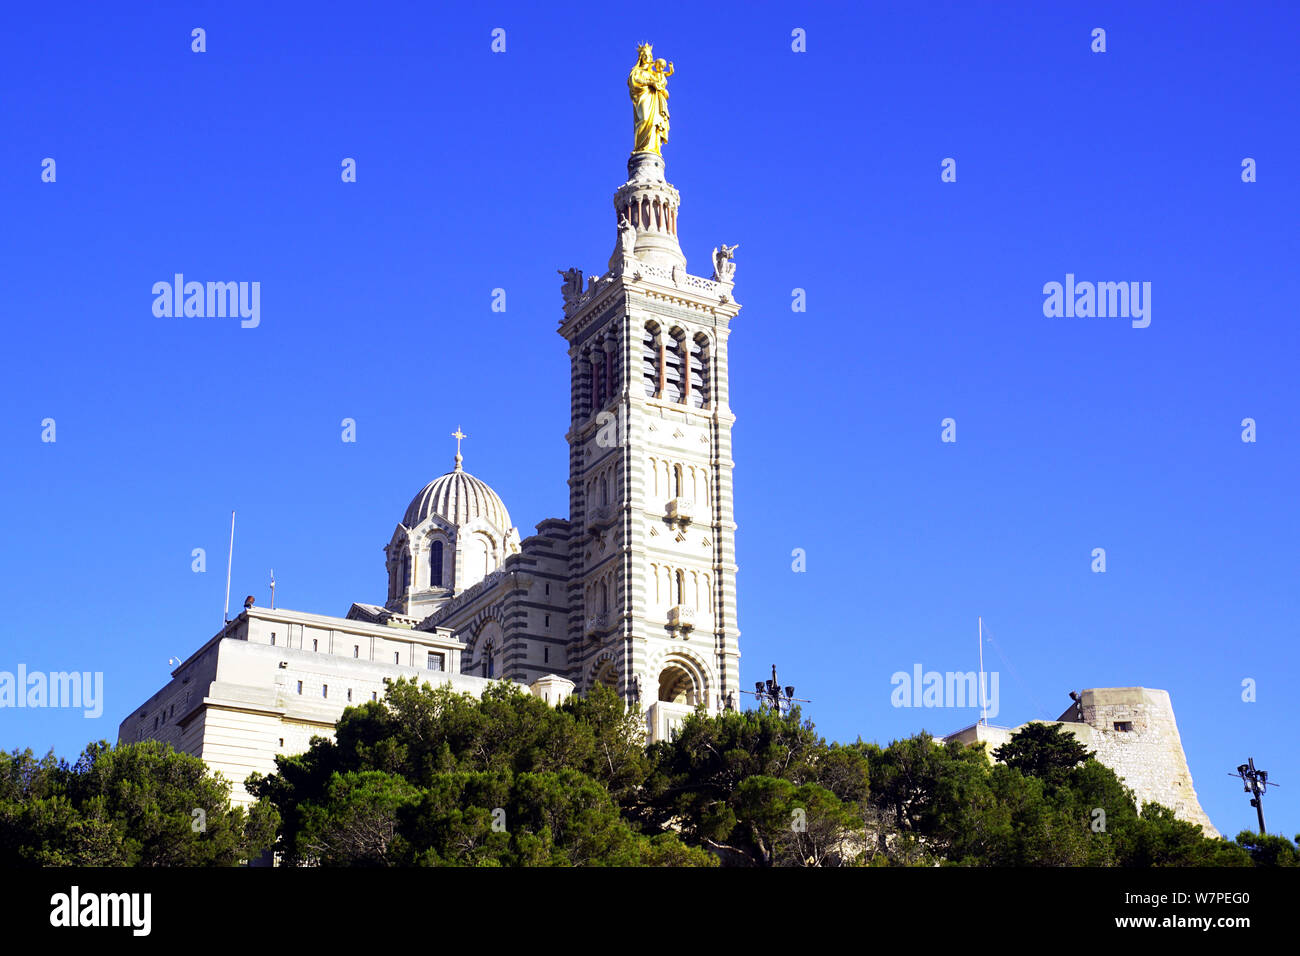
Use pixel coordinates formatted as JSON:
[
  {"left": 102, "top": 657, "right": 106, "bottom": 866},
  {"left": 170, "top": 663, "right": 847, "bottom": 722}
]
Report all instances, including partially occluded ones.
[
  {"left": 372, "top": 691, "right": 378, "bottom": 702},
  {"left": 394, "top": 651, "right": 401, "bottom": 664},
  {"left": 353, "top": 645, "right": 359, "bottom": 658},
  {"left": 296, "top": 681, "right": 303, "bottom": 695},
  {"left": 322, "top": 684, "right": 329, "bottom": 699},
  {"left": 270, "top": 632, "right": 276, "bottom": 646},
  {"left": 544, "top": 614, "right": 550, "bottom": 627},
  {"left": 1114, "top": 721, "right": 1133, "bottom": 732},
  {"left": 312, "top": 639, "right": 318, "bottom": 652},
  {"left": 544, "top": 646, "right": 550, "bottom": 663},
  {"left": 347, "top": 688, "right": 352, "bottom": 702},
  {"left": 278, "top": 738, "right": 284, "bottom": 747},
  {"left": 427, "top": 652, "right": 445, "bottom": 672},
  {"left": 545, "top": 583, "right": 550, "bottom": 595},
  {"left": 153, "top": 716, "right": 158, "bottom": 730}
]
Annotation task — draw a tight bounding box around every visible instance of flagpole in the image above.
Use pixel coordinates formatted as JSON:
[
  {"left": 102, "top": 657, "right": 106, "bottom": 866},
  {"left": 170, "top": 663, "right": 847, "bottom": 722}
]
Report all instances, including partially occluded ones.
[
  {"left": 270, "top": 568, "right": 276, "bottom": 610},
  {"left": 223, "top": 510, "right": 235, "bottom": 626},
  {"left": 978, "top": 616, "right": 987, "bottom": 726}
]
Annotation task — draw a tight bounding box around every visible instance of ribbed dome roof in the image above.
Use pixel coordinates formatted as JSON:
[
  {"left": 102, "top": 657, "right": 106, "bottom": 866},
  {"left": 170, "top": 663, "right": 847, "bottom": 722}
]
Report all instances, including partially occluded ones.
[{"left": 402, "top": 456, "right": 512, "bottom": 531}]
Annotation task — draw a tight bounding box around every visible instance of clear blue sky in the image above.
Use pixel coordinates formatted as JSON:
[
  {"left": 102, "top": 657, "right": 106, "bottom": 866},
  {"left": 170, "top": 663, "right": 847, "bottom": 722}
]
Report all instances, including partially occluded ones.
[{"left": 2, "top": 2, "right": 1296, "bottom": 839}]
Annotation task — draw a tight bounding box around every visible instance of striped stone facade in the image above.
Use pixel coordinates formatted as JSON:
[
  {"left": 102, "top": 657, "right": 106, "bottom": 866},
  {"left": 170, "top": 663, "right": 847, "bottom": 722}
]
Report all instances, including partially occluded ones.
[
  {"left": 395, "top": 147, "right": 745, "bottom": 731},
  {"left": 420, "top": 519, "right": 574, "bottom": 687},
  {"left": 556, "top": 150, "right": 743, "bottom": 722}
]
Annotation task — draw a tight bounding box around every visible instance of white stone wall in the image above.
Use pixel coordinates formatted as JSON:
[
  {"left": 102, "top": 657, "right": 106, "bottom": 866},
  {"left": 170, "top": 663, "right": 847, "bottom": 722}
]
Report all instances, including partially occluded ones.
[
  {"left": 944, "top": 687, "right": 1218, "bottom": 837},
  {"left": 1077, "top": 688, "right": 1217, "bottom": 837}
]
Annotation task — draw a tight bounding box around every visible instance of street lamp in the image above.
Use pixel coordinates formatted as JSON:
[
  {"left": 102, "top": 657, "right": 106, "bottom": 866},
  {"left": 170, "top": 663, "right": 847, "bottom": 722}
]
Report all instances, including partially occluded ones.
[
  {"left": 748, "top": 664, "right": 808, "bottom": 716},
  {"left": 1230, "top": 757, "right": 1278, "bottom": 835}
]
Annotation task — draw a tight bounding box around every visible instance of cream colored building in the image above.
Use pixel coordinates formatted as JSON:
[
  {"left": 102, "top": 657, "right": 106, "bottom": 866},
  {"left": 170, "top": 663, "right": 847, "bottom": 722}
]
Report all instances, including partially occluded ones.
[{"left": 118, "top": 607, "right": 574, "bottom": 807}]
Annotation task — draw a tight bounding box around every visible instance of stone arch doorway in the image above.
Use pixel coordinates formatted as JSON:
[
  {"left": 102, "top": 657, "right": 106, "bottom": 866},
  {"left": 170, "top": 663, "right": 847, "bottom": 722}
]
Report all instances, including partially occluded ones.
[
  {"left": 658, "top": 664, "right": 698, "bottom": 706},
  {"left": 592, "top": 658, "right": 619, "bottom": 692}
]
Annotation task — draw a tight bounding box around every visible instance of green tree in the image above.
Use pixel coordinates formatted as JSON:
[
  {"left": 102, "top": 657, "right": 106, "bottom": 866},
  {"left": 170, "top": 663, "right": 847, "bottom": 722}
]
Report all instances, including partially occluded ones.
[
  {"left": 250, "top": 679, "right": 712, "bottom": 867},
  {"left": 733, "top": 776, "right": 862, "bottom": 866},
  {"left": 638, "top": 706, "right": 870, "bottom": 865},
  {"left": 1233, "top": 831, "right": 1300, "bottom": 867},
  {"left": 993, "top": 722, "right": 1094, "bottom": 790},
  {"left": 1123, "top": 804, "right": 1251, "bottom": 867},
  {"left": 640, "top": 706, "right": 820, "bottom": 858},
  {"left": 560, "top": 683, "right": 651, "bottom": 802},
  {"left": 247, "top": 681, "right": 1263, "bottom": 869},
  {"left": 0, "top": 742, "right": 275, "bottom": 866},
  {"left": 864, "top": 734, "right": 990, "bottom": 846},
  {"left": 296, "top": 770, "right": 419, "bottom": 866}
]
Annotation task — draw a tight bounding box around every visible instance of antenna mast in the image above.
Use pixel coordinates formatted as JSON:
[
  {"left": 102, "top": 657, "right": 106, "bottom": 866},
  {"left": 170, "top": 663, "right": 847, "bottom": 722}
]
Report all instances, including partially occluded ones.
[
  {"left": 978, "top": 616, "right": 988, "bottom": 726},
  {"left": 223, "top": 510, "right": 235, "bottom": 626}
]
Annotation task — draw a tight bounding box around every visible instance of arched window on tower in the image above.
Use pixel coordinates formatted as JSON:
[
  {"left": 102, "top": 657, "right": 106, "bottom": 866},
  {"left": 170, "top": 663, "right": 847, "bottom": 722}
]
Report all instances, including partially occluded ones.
[
  {"left": 581, "top": 349, "right": 594, "bottom": 418},
  {"left": 602, "top": 342, "right": 617, "bottom": 401},
  {"left": 673, "top": 463, "right": 684, "bottom": 498},
  {"left": 675, "top": 569, "right": 685, "bottom": 605},
  {"left": 600, "top": 474, "right": 609, "bottom": 506},
  {"left": 593, "top": 353, "right": 606, "bottom": 408},
  {"left": 688, "top": 334, "right": 709, "bottom": 409},
  {"left": 641, "top": 323, "right": 659, "bottom": 398},
  {"left": 600, "top": 581, "right": 609, "bottom": 616},
  {"left": 430, "top": 541, "right": 443, "bottom": 587},
  {"left": 484, "top": 642, "right": 495, "bottom": 678},
  {"left": 662, "top": 330, "right": 684, "bottom": 404}
]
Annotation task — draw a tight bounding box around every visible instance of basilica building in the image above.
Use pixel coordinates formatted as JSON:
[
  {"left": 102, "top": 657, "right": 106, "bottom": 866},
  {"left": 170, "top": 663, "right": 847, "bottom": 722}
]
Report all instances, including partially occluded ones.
[{"left": 119, "top": 48, "right": 744, "bottom": 804}]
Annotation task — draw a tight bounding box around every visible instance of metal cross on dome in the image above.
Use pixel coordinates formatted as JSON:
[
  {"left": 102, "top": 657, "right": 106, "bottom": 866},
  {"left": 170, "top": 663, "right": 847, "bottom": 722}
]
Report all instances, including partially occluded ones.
[{"left": 452, "top": 427, "right": 467, "bottom": 469}]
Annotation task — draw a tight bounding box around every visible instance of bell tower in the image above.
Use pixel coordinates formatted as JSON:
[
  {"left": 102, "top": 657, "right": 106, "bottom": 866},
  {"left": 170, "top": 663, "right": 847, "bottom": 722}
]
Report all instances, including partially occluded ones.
[{"left": 556, "top": 46, "right": 741, "bottom": 739}]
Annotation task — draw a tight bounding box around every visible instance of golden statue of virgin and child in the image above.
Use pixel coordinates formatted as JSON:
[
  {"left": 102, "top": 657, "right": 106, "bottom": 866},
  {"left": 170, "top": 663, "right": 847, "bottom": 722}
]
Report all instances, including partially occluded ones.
[{"left": 628, "top": 43, "right": 673, "bottom": 155}]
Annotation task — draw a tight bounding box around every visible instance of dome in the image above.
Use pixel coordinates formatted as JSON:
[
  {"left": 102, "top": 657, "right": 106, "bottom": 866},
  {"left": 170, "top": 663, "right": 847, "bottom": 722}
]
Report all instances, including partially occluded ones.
[{"left": 402, "top": 455, "right": 513, "bottom": 531}]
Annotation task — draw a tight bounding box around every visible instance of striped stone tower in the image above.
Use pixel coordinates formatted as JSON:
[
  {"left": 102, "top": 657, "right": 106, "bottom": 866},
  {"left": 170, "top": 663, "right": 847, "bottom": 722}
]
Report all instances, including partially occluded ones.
[{"left": 557, "top": 125, "right": 742, "bottom": 739}]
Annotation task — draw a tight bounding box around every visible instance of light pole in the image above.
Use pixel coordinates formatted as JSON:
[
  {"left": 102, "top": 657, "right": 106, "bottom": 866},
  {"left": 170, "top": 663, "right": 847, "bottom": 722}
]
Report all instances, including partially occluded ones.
[
  {"left": 1230, "top": 757, "right": 1277, "bottom": 835},
  {"left": 748, "top": 664, "right": 808, "bottom": 716}
]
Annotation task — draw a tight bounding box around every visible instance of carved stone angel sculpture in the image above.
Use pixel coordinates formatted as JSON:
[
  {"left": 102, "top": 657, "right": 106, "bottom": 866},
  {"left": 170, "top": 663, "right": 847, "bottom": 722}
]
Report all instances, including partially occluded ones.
[
  {"left": 558, "top": 267, "right": 584, "bottom": 304},
  {"left": 712, "top": 243, "right": 739, "bottom": 283}
]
